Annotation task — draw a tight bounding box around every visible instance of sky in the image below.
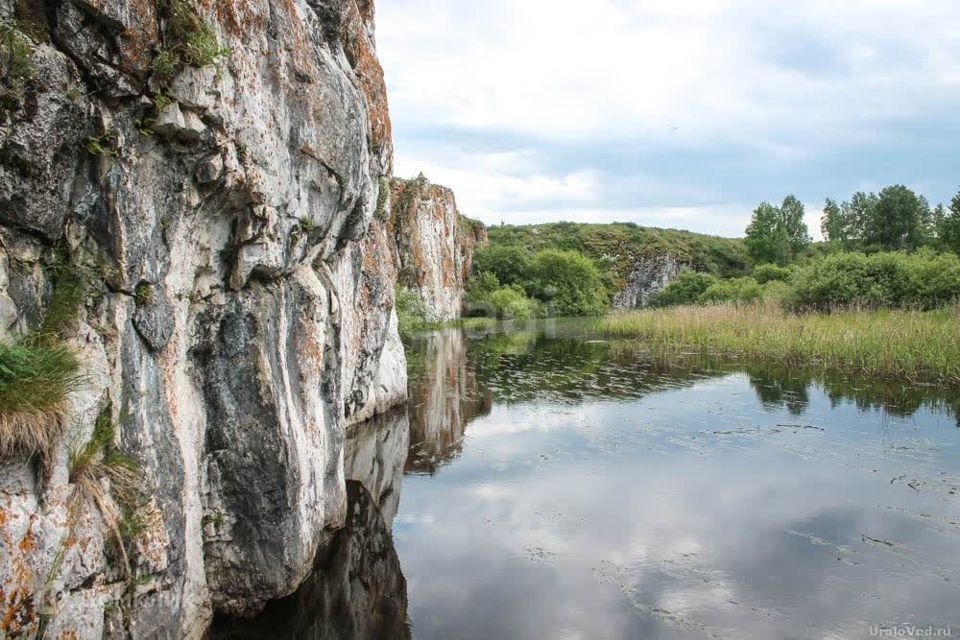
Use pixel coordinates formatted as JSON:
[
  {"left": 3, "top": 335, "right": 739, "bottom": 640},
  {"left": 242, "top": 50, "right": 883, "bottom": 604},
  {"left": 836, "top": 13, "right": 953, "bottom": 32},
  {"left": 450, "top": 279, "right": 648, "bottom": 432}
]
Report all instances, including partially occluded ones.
[{"left": 376, "top": 0, "right": 960, "bottom": 239}]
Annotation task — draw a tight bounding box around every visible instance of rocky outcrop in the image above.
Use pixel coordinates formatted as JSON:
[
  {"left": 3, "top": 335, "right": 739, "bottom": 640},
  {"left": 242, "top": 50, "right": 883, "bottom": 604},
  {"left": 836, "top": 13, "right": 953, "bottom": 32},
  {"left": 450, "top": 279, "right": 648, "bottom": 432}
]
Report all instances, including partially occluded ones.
[
  {"left": 385, "top": 175, "right": 487, "bottom": 322},
  {"left": 612, "top": 254, "right": 682, "bottom": 309},
  {"left": 0, "top": 0, "right": 407, "bottom": 637},
  {"left": 214, "top": 410, "right": 411, "bottom": 640}
]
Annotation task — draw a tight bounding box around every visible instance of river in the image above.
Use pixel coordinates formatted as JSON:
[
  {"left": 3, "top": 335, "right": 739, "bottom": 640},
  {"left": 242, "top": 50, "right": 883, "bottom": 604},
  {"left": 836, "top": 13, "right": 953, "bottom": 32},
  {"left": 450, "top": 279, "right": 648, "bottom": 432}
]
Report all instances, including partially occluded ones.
[{"left": 217, "top": 324, "right": 960, "bottom": 639}]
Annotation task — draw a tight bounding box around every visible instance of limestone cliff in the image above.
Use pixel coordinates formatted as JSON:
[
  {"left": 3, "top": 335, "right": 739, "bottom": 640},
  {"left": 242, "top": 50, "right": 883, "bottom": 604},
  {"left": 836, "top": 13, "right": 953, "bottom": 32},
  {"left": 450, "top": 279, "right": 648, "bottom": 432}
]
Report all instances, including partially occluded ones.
[
  {"left": 0, "top": 0, "right": 408, "bottom": 637},
  {"left": 611, "top": 254, "right": 683, "bottom": 309},
  {"left": 384, "top": 175, "right": 487, "bottom": 322}
]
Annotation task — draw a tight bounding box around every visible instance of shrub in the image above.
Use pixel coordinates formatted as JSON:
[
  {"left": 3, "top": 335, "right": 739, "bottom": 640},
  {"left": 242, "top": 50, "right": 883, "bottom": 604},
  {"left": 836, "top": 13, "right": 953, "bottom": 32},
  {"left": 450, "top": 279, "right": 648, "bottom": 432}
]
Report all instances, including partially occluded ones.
[
  {"left": 473, "top": 244, "right": 532, "bottom": 289},
  {"left": 699, "top": 277, "right": 762, "bottom": 305},
  {"left": 651, "top": 270, "right": 717, "bottom": 307},
  {"left": 487, "top": 286, "right": 537, "bottom": 320},
  {"left": 527, "top": 249, "right": 607, "bottom": 316},
  {"left": 395, "top": 286, "right": 432, "bottom": 336},
  {"left": 752, "top": 263, "right": 792, "bottom": 284},
  {"left": 787, "top": 250, "right": 960, "bottom": 310}
]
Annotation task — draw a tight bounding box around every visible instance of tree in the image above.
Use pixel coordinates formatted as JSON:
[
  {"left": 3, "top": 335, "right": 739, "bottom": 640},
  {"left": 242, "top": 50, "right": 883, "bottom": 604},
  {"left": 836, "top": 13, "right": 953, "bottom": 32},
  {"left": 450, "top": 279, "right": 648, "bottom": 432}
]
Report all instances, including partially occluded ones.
[
  {"left": 841, "top": 191, "right": 879, "bottom": 244},
  {"left": 744, "top": 196, "right": 810, "bottom": 265},
  {"left": 864, "top": 185, "right": 932, "bottom": 250},
  {"left": 821, "top": 198, "right": 848, "bottom": 245},
  {"left": 780, "top": 195, "right": 811, "bottom": 256},
  {"left": 940, "top": 190, "right": 960, "bottom": 254},
  {"left": 473, "top": 244, "right": 531, "bottom": 288}
]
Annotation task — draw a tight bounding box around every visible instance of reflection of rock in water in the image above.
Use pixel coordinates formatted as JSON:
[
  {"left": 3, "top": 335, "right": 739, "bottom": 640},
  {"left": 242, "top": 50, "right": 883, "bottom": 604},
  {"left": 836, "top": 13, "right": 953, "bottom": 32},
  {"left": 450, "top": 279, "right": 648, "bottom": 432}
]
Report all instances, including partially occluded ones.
[
  {"left": 345, "top": 408, "right": 410, "bottom": 525},
  {"left": 406, "top": 329, "right": 492, "bottom": 474},
  {"left": 213, "top": 481, "right": 410, "bottom": 640}
]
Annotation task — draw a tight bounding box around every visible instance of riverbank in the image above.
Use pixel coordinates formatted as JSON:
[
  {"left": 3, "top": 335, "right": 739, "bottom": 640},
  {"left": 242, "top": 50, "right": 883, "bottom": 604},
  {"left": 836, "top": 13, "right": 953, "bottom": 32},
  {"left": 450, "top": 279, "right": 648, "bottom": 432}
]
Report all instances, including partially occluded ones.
[{"left": 590, "top": 303, "right": 960, "bottom": 383}]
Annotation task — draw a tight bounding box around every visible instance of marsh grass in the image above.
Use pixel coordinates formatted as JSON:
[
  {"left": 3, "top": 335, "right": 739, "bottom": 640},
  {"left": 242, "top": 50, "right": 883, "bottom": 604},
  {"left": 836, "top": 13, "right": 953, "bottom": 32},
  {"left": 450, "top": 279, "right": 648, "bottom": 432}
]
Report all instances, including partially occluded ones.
[{"left": 591, "top": 302, "right": 960, "bottom": 383}]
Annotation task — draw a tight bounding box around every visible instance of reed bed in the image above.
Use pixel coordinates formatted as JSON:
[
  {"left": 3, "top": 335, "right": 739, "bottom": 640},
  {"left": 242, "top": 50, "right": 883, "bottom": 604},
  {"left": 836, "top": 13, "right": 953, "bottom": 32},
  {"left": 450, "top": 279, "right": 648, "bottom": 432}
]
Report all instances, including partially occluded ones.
[{"left": 590, "top": 302, "right": 960, "bottom": 384}]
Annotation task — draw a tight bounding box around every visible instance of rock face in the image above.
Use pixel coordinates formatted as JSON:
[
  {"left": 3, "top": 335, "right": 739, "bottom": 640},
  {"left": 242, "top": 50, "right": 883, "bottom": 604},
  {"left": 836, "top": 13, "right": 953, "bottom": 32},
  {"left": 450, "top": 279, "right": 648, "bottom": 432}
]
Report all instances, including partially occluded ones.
[
  {"left": 0, "top": 0, "right": 409, "bottom": 637},
  {"left": 612, "top": 254, "right": 683, "bottom": 309},
  {"left": 214, "top": 409, "right": 411, "bottom": 640},
  {"left": 385, "top": 175, "right": 487, "bottom": 322}
]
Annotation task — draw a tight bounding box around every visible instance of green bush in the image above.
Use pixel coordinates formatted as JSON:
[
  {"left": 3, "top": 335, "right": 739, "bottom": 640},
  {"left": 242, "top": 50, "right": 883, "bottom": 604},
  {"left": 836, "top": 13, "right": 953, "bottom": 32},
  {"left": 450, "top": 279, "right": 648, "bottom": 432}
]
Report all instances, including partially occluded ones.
[
  {"left": 752, "top": 263, "right": 792, "bottom": 284},
  {"left": 473, "top": 244, "right": 532, "bottom": 289},
  {"left": 488, "top": 286, "right": 537, "bottom": 320},
  {"left": 527, "top": 249, "right": 607, "bottom": 316},
  {"left": 787, "top": 250, "right": 960, "bottom": 310},
  {"left": 395, "top": 286, "right": 433, "bottom": 336},
  {"left": 699, "top": 277, "right": 762, "bottom": 304},
  {"left": 651, "top": 270, "right": 717, "bottom": 307}
]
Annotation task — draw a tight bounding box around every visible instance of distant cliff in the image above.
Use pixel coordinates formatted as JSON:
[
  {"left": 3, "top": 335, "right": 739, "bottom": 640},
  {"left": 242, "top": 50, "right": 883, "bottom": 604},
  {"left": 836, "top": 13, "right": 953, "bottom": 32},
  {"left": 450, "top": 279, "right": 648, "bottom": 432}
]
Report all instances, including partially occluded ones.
[
  {"left": 485, "top": 222, "right": 749, "bottom": 309},
  {"left": 384, "top": 175, "right": 488, "bottom": 321}
]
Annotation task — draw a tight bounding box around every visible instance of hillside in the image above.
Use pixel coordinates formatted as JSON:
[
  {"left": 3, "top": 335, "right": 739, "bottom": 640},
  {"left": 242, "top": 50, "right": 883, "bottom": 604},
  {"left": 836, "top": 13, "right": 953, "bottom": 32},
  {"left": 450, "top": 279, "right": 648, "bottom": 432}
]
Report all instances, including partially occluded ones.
[
  {"left": 488, "top": 222, "right": 750, "bottom": 278},
  {"left": 483, "top": 222, "right": 751, "bottom": 308}
]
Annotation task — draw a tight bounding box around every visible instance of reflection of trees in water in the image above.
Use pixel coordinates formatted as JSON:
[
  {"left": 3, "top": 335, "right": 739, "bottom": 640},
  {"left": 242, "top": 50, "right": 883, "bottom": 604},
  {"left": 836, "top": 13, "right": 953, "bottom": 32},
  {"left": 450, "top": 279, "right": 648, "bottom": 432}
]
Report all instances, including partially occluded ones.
[
  {"left": 404, "top": 330, "right": 492, "bottom": 475},
  {"left": 213, "top": 482, "right": 410, "bottom": 640},
  {"left": 424, "top": 329, "right": 960, "bottom": 425}
]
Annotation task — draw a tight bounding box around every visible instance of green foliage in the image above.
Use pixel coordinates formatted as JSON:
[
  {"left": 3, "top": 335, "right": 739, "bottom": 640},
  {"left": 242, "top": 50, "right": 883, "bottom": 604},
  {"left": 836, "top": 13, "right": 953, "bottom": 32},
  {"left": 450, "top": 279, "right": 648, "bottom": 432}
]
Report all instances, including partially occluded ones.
[
  {"left": 395, "top": 286, "right": 435, "bottom": 336},
  {"left": 865, "top": 185, "right": 932, "bottom": 250},
  {"left": 787, "top": 250, "right": 960, "bottom": 310},
  {"left": 700, "top": 277, "right": 763, "bottom": 305},
  {"left": 85, "top": 132, "right": 117, "bottom": 157},
  {"left": 135, "top": 282, "right": 155, "bottom": 307},
  {"left": 650, "top": 270, "right": 717, "bottom": 307},
  {"left": 0, "top": 343, "right": 80, "bottom": 423},
  {"left": 467, "top": 272, "right": 538, "bottom": 320},
  {"left": 820, "top": 198, "right": 846, "bottom": 244},
  {"left": 0, "top": 255, "right": 89, "bottom": 461},
  {"left": 527, "top": 249, "right": 607, "bottom": 316},
  {"left": 938, "top": 189, "right": 960, "bottom": 254},
  {"left": 751, "top": 263, "right": 792, "bottom": 284},
  {"left": 485, "top": 222, "right": 751, "bottom": 302},
  {"left": 473, "top": 244, "right": 531, "bottom": 289},
  {"left": 0, "top": 20, "right": 34, "bottom": 82},
  {"left": 153, "top": 0, "right": 229, "bottom": 85},
  {"left": 745, "top": 196, "right": 810, "bottom": 265},
  {"left": 487, "top": 286, "right": 537, "bottom": 320},
  {"left": 594, "top": 304, "right": 960, "bottom": 383}
]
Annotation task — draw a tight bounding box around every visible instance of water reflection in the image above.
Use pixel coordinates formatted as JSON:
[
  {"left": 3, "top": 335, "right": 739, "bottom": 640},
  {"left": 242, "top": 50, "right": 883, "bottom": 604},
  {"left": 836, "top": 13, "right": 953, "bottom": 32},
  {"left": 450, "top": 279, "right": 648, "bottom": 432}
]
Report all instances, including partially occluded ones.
[
  {"left": 230, "top": 326, "right": 960, "bottom": 639},
  {"left": 214, "top": 409, "right": 411, "bottom": 640},
  {"left": 396, "top": 327, "right": 960, "bottom": 640},
  {"left": 405, "top": 329, "right": 492, "bottom": 475}
]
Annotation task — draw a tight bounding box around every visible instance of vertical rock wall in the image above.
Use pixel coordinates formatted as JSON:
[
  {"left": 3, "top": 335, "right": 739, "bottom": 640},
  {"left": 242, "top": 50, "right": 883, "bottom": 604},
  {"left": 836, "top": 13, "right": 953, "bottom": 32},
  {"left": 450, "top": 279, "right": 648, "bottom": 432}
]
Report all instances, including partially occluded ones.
[
  {"left": 385, "top": 175, "right": 487, "bottom": 322},
  {"left": 0, "top": 0, "right": 407, "bottom": 636},
  {"left": 611, "top": 254, "right": 683, "bottom": 309}
]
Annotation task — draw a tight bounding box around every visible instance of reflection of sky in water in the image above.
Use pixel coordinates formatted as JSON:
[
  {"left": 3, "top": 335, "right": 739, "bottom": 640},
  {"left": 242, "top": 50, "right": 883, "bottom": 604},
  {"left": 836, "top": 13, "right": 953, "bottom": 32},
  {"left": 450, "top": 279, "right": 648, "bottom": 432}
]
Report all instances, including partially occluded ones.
[{"left": 396, "top": 361, "right": 960, "bottom": 640}]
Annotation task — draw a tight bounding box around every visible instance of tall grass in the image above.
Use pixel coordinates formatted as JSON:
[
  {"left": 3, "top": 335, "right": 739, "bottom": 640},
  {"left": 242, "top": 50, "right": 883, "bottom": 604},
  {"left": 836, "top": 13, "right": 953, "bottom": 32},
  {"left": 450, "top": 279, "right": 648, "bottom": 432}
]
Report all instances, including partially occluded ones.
[{"left": 591, "top": 302, "right": 960, "bottom": 384}]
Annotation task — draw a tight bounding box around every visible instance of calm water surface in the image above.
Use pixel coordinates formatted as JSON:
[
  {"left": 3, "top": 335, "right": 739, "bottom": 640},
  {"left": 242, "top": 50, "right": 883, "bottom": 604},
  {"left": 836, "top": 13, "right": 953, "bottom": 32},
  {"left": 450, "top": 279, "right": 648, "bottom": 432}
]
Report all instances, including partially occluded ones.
[{"left": 221, "top": 325, "right": 960, "bottom": 640}]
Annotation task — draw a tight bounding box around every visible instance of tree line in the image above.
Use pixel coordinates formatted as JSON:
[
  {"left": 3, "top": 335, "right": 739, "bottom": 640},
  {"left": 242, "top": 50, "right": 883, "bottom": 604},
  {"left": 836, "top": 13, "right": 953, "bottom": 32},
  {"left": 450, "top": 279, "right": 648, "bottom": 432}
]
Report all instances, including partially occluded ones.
[{"left": 745, "top": 185, "right": 960, "bottom": 265}]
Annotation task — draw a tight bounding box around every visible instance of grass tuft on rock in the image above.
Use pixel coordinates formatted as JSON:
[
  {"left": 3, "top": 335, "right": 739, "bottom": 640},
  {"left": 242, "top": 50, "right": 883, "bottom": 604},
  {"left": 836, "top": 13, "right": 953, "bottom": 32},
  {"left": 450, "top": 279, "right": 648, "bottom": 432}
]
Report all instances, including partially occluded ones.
[
  {"left": 0, "top": 258, "right": 90, "bottom": 462},
  {"left": 69, "top": 407, "right": 140, "bottom": 576},
  {"left": 153, "top": 0, "right": 229, "bottom": 85}
]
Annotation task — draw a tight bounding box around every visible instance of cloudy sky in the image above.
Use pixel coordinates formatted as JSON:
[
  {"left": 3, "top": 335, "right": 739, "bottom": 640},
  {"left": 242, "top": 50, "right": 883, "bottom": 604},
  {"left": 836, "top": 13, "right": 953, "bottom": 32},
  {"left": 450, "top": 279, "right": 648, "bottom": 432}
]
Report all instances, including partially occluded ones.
[{"left": 376, "top": 0, "right": 960, "bottom": 238}]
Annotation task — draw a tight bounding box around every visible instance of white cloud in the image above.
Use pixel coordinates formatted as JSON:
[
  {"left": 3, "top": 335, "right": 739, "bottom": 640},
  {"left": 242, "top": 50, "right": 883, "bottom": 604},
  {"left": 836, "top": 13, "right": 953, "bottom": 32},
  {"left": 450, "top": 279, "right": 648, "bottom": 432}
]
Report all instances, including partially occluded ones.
[{"left": 377, "top": 0, "right": 960, "bottom": 235}]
